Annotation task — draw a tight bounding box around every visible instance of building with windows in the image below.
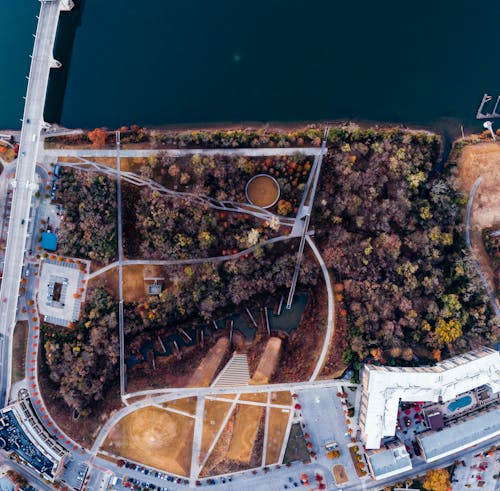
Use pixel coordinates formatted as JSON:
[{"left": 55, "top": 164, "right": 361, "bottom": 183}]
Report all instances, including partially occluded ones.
[
  {"left": 358, "top": 346, "right": 500, "bottom": 449},
  {"left": 0, "top": 390, "right": 66, "bottom": 481}
]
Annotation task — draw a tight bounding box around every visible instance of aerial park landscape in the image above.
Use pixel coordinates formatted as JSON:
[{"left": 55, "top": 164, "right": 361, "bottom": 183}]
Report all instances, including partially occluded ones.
[{"left": 0, "top": 1, "right": 498, "bottom": 491}]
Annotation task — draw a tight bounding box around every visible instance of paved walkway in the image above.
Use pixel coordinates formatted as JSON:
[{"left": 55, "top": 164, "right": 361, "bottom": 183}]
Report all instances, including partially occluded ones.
[
  {"left": 44, "top": 147, "right": 324, "bottom": 158},
  {"left": 307, "top": 235, "right": 335, "bottom": 381}
]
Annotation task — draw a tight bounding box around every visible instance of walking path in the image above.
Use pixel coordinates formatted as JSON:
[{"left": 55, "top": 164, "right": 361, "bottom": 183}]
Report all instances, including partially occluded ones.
[
  {"left": 307, "top": 235, "right": 335, "bottom": 381},
  {"left": 466, "top": 177, "right": 500, "bottom": 316},
  {"left": 57, "top": 157, "right": 296, "bottom": 227},
  {"left": 87, "top": 234, "right": 300, "bottom": 280},
  {"left": 44, "top": 147, "right": 324, "bottom": 158}
]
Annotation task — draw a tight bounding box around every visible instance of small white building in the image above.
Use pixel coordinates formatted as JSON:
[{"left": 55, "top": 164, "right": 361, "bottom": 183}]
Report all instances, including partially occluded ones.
[
  {"left": 366, "top": 441, "right": 413, "bottom": 480},
  {"left": 359, "top": 346, "right": 500, "bottom": 449}
]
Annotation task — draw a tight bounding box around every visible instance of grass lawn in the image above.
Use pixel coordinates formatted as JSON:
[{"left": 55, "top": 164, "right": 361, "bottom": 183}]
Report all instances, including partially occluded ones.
[{"left": 11, "top": 321, "right": 28, "bottom": 383}]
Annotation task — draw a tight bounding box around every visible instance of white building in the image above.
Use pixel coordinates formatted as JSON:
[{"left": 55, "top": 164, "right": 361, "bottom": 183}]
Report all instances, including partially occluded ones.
[
  {"left": 359, "top": 346, "right": 500, "bottom": 449},
  {"left": 366, "top": 441, "right": 413, "bottom": 480}
]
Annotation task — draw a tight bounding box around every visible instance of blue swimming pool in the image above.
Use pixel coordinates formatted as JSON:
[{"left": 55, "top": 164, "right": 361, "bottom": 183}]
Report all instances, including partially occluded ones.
[{"left": 448, "top": 395, "right": 472, "bottom": 412}]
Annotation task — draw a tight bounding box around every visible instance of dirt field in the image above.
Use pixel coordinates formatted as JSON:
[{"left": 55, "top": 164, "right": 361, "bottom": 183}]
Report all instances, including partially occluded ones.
[
  {"left": 162, "top": 397, "right": 197, "bottom": 416},
  {"left": 102, "top": 406, "right": 194, "bottom": 476},
  {"left": 201, "top": 399, "right": 234, "bottom": 461},
  {"left": 89, "top": 264, "right": 167, "bottom": 303},
  {"left": 227, "top": 404, "right": 264, "bottom": 463},
  {"left": 457, "top": 142, "right": 500, "bottom": 306},
  {"left": 188, "top": 338, "right": 229, "bottom": 387},
  {"left": 239, "top": 392, "right": 267, "bottom": 403},
  {"left": 246, "top": 175, "right": 280, "bottom": 208},
  {"left": 270, "top": 391, "right": 292, "bottom": 406},
  {"left": 265, "top": 407, "right": 291, "bottom": 465},
  {"left": 250, "top": 337, "right": 282, "bottom": 384},
  {"left": 333, "top": 464, "right": 348, "bottom": 484},
  {"left": 11, "top": 321, "right": 28, "bottom": 383}
]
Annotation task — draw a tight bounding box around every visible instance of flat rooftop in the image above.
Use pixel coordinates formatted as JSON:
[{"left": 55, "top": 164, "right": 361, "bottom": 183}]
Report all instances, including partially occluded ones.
[
  {"left": 417, "top": 407, "right": 500, "bottom": 462},
  {"left": 367, "top": 444, "right": 412, "bottom": 480}
]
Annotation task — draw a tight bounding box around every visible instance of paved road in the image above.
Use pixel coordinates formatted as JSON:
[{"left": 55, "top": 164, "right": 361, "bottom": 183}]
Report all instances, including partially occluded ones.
[
  {"left": 0, "top": 0, "right": 62, "bottom": 409},
  {"left": 45, "top": 147, "right": 324, "bottom": 158}
]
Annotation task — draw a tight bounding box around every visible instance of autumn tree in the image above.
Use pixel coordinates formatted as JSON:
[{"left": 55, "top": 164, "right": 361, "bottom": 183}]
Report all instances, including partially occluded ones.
[
  {"left": 422, "top": 468, "right": 451, "bottom": 491},
  {"left": 87, "top": 127, "right": 107, "bottom": 147}
]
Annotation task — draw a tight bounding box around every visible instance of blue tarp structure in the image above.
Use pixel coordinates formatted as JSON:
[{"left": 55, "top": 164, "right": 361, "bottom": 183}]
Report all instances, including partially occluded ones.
[{"left": 41, "top": 231, "right": 57, "bottom": 251}]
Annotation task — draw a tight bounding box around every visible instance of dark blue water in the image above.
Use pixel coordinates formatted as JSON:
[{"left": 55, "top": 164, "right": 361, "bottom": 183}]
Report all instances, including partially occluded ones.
[{"left": 1, "top": 1, "right": 499, "bottom": 134}]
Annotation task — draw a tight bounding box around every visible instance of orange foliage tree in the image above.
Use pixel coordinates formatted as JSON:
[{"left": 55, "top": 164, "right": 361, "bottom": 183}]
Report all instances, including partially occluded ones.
[{"left": 88, "top": 128, "right": 107, "bottom": 147}]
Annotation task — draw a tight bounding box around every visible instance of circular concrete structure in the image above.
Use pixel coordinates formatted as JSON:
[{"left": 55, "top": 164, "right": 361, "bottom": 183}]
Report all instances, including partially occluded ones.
[{"left": 245, "top": 174, "right": 280, "bottom": 209}]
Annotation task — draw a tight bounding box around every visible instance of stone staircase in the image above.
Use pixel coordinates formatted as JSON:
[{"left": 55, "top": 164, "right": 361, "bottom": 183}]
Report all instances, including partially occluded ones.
[{"left": 211, "top": 353, "right": 250, "bottom": 388}]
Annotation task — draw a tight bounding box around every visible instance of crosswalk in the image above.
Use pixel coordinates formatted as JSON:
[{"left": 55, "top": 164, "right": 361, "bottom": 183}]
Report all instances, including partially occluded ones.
[{"left": 211, "top": 354, "right": 250, "bottom": 388}]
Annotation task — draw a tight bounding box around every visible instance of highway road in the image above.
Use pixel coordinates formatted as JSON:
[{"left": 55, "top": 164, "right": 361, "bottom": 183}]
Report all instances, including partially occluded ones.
[{"left": 0, "top": 0, "right": 63, "bottom": 408}]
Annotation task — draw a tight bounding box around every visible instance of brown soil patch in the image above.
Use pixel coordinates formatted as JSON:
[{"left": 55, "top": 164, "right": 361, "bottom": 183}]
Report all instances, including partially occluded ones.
[
  {"left": 215, "top": 394, "right": 238, "bottom": 400},
  {"left": 265, "top": 407, "right": 291, "bottom": 465},
  {"left": 457, "top": 142, "right": 500, "bottom": 306},
  {"left": 333, "top": 464, "right": 348, "bottom": 484},
  {"left": 11, "top": 321, "right": 28, "bottom": 383},
  {"left": 201, "top": 399, "right": 233, "bottom": 461},
  {"left": 239, "top": 393, "right": 267, "bottom": 403},
  {"left": 250, "top": 337, "right": 282, "bottom": 384},
  {"left": 227, "top": 404, "right": 264, "bottom": 462},
  {"left": 246, "top": 175, "right": 280, "bottom": 208},
  {"left": 102, "top": 406, "right": 194, "bottom": 476},
  {"left": 89, "top": 264, "right": 167, "bottom": 303},
  {"left": 162, "top": 397, "right": 197, "bottom": 416},
  {"left": 90, "top": 156, "right": 149, "bottom": 173},
  {"left": 187, "top": 338, "right": 230, "bottom": 387},
  {"left": 57, "top": 156, "right": 81, "bottom": 163},
  {"left": 271, "top": 391, "right": 292, "bottom": 406}
]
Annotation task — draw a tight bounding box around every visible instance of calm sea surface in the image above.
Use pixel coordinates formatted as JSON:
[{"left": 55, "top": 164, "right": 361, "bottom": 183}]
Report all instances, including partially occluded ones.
[{"left": 1, "top": 0, "right": 499, "bottom": 135}]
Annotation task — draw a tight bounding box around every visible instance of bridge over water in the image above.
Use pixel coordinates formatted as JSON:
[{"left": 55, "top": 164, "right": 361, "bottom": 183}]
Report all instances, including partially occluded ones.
[{"left": 0, "top": 0, "right": 73, "bottom": 408}]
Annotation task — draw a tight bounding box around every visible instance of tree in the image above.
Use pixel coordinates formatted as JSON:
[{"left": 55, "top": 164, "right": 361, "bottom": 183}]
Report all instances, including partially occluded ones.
[
  {"left": 435, "top": 318, "right": 462, "bottom": 344},
  {"left": 88, "top": 128, "right": 107, "bottom": 147},
  {"left": 422, "top": 468, "right": 451, "bottom": 491}
]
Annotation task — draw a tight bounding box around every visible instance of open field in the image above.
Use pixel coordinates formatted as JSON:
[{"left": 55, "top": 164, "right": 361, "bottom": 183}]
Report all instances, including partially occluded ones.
[
  {"left": 239, "top": 392, "right": 267, "bottom": 403},
  {"left": 265, "top": 407, "right": 291, "bottom": 465},
  {"left": 201, "top": 399, "right": 233, "bottom": 461},
  {"left": 89, "top": 264, "right": 167, "bottom": 303},
  {"left": 11, "top": 321, "right": 28, "bottom": 383},
  {"left": 162, "top": 396, "right": 197, "bottom": 416},
  {"left": 457, "top": 142, "right": 500, "bottom": 306},
  {"left": 227, "top": 404, "right": 263, "bottom": 462},
  {"left": 188, "top": 338, "right": 229, "bottom": 387},
  {"left": 102, "top": 406, "right": 194, "bottom": 476},
  {"left": 270, "top": 391, "right": 292, "bottom": 406}
]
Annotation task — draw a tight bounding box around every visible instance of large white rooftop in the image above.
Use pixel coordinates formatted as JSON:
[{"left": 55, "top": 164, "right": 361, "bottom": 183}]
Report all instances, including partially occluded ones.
[
  {"left": 417, "top": 407, "right": 500, "bottom": 462},
  {"left": 359, "top": 347, "right": 500, "bottom": 449}
]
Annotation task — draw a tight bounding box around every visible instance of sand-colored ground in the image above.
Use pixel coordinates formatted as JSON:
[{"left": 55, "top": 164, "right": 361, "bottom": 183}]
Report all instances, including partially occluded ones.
[
  {"left": 239, "top": 392, "right": 267, "bottom": 403},
  {"left": 215, "top": 394, "right": 238, "bottom": 400},
  {"left": 246, "top": 175, "right": 280, "bottom": 208},
  {"left": 187, "top": 338, "right": 229, "bottom": 387},
  {"left": 90, "top": 264, "right": 166, "bottom": 303},
  {"left": 162, "top": 397, "right": 197, "bottom": 416},
  {"left": 265, "top": 407, "right": 291, "bottom": 465},
  {"left": 250, "top": 337, "right": 282, "bottom": 384},
  {"left": 200, "top": 399, "right": 233, "bottom": 461},
  {"left": 101, "top": 406, "right": 194, "bottom": 476},
  {"left": 333, "top": 464, "right": 348, "bottom": 484},
  {"left": 226, "top": 404, "right": 263, "bottom": 463},
  {"left": 270, "top": 391, "right": 292, "bottom": 406},
  {"left": 57, "top": 156, "right": 149, "bottom": 173},
  {"left": 457, "top": 142, "right": 500, "bottom": 307}
]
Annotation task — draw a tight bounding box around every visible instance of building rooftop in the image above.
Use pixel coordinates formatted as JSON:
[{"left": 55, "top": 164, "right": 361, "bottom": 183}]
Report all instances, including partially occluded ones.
[
  {"left": 41, "top": 231, "right": 57, "bottom": 251},
  {"left": 417, "top": 407, "right": 500, "bottom": 462},
  {"left": 366, "top": 442, "right": 412, "bottom": 480},
  {"left": 359, "top": 347, "right": 500, "bottom": 449}
]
